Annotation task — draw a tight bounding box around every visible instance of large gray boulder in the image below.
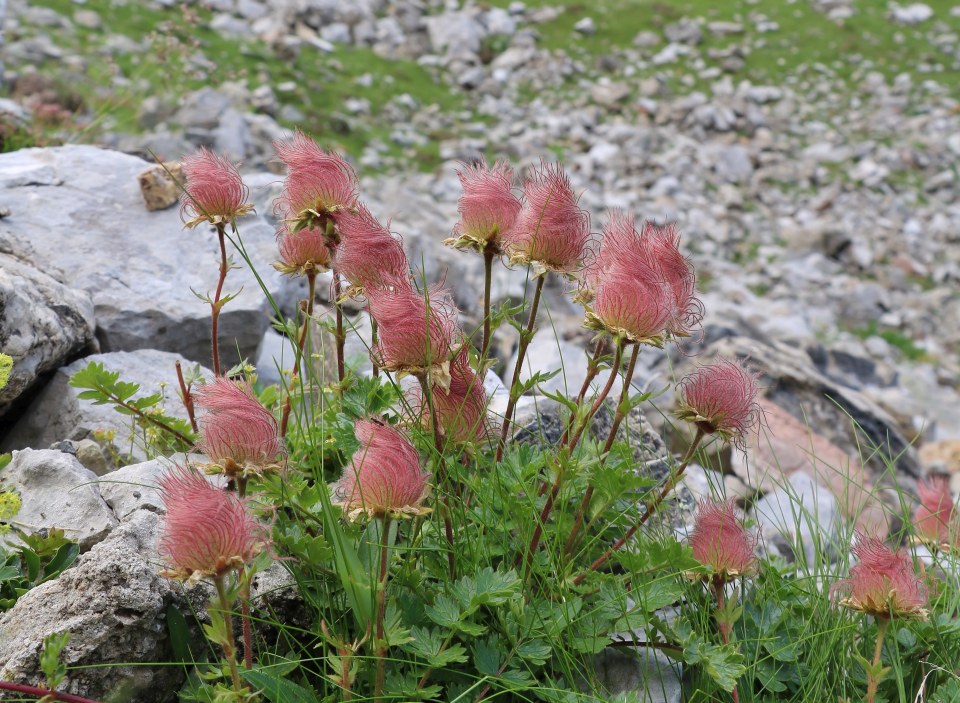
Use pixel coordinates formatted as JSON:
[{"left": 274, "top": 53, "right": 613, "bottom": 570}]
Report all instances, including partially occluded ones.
[
  {"left": 0, "top": 231, "right": 95, "bottom": 415},
  {"left": 2, "top": 349, "right": 209, "bottom": 462},
  {"left": 0, "top": 145, "right": 292, "bottom": 366},
  {"left": 0, "top": 510, "right": 186, "bottom": 703},
  {"left": 0, "top": 449, "right": 117, "bottom": 551}
]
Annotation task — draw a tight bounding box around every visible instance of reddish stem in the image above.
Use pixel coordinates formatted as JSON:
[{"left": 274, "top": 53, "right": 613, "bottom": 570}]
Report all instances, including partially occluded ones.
[
  {"left": 564, "top": 338, "right": 624, "bottom": 453},
  {"left": 558, "top": 337, "right": 608, "bottom": 447},
  {"left": 0, "top": 682, "right": 102, "bottom": 703},
  {"left": 333, "top": 272, "right": 346, "bottom": 393},
  {"left": 564, "top": 344, "right": 641, "bottom": 556},
  {"left": 210, "top": 224, "right": 230, "bottom": 376},
  {"left": 495, "top": 275, "right": 545, "bottom": 462},
  {"left": 175, "top": 360, "right": 198, "bottom": 433},
  {"left": 573, "top": 428, "right": 705, "bottom": 586}
]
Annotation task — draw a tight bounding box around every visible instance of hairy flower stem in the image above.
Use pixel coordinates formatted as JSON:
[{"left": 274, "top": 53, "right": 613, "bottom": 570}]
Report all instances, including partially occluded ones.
[
  {"left": 574, "top": 428, "right": 705, "bottom": 586},
  {"left": 210, "top": 223, "right": 230, "bottom": 377},
  {"left": 373, "top": 515, "right": 392, "bottom": 703},
  {"left": 238, "top": 568, "right": 254, "bottom": 670},
  {"left": 557, "top": 338, "right": 608, "bottom": 448},
  {"left": 370, "top": 317, "right": 380, "bottom": 378},
  {"left": 866, "top": 618, "right": 889, "bottom": 703},
  {"left": 332, "top": 271, "right": 346, "bottom": 394},
  {"left": 175, "top": 360, "right": 198, "bottom": 433},
  {"left": 280, "top": 272, "right": 317, "bottom": 438},
  {"left": 480, "top": 245, "right": 495, "bottom": 364},
  {"left": 416, "top": 373, "right": 456, "bottom": 579},
  {"left": 712, "top": 577, "right": 740, "bottom": 703},
  {"left": 564, "top": 344, "right": 641, "bottom": 556},
  {"left": 0, "top": 682, "right": 103, "bottom": 703},
  {"left": 213, "top": 575, "right": 244, "bottom": 695},
  {"left": 518, "top": 340, "right": 625, "bottom": 571},
  {"left": 495, "top": 275, "right": 545, "bottom": 462}
]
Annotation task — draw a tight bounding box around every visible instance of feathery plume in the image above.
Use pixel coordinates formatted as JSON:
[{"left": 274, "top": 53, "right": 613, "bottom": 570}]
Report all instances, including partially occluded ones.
[
  {"left": 412, "top": 348, "right": 488, "bottom": 443},
  {"left": 832, "top": 533, "right": 929, "bottom": 620},
  {"left": 274, "top": 130, "right": 358, "bottom": 232},
  {"left": 582, "top": 213, "right": 701, "bottom": 345},
  {"left": 366, "top": 284, "right": 460, "bottom": 388},
  {"left": 446, "top": 159, "right": 522, "bottom": 253},
  {"left": 195, "top": 378, "right": 285, "bottom": 478},
  {"left": 689, "top": 499, "right": 757, "bottom": 581},
  {"left": 504, "top": 162, "right": 590, "bottom": 275},
  {"left": 179, "top": 148, "right": 253, "bottom": 228},
  {"left": 333, "top": 203, "right": 411, "bottom": 295},
  {"left": 333, "top": 418, "right": 430, "bottom": 519},
  {"left": 675, "top": 357, "right": 760, "bottom": 449},
  {"left": 274, "top": 222, "right": 332, "bottom": 276},
  {"left": 913, "top": 477, "right": 958, "bottom": 551},
  {"left": 159, "top": 465, "right": 268, "bottom": 583}
]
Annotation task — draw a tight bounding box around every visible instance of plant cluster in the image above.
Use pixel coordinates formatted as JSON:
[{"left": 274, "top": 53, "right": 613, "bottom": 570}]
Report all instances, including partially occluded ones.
[{"left": 1, "top": 138, "right": 959, "bottom": 703}]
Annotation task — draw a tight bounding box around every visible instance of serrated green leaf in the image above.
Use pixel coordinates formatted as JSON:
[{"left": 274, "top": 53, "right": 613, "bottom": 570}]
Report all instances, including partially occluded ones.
[
  {"left": 683, "top": 638, "right": 745, "bottom": 692},
  {"left": 425, "top": 594, "right": 461, "bottom": 629},
  {"left": 451, "top": 567, "right": 521, "bottom": 611},
  {"left": 930, "top": 678, "right": 960, "bottom": 703},
  {"left": 473, "top": 638, "right": 502, "bottom": 677},
  {"left": 631, "top": 578, "right": 684, "bottom": 614},
  {"left": 516, "top": 640, "right": 552, "bottom": 665}
]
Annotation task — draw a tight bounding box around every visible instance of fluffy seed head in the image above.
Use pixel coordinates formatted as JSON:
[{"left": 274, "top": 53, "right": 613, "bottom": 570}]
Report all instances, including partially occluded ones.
[
  {"left": 275, "top": 222, "right": 331, "bottom": 276},
  {"left": 676, "top": 357, "right": 760, "bottom": 449},
  {"left": 689, "top": 499, "right": 757, "bottom": 580},
  {"left": 505, "top": 163, "right": 590, "bottom": 274},
  {"left": 914, "top": 477, "right": 958, "bottom": 550},
  {"left": 366, "top": 284, "right": 460, "bottom": 385},
  {"left": 179, "top": 148, "right": 253, "bottom": 228},
  {"left": 274, "top": 131, "right": 358, "bottom": 230},
  {"left": 333, "top": 204, "right": 411, "bottom": 294},
  {"left": 448, "top": 159, "right": 522, "bottom": 252},
  {"left": 413, "top": 348, "right": 488, "bottom": 443},
  {"left": 195, "top": 378, "right": 285, "bottom": 477},
  {"left": 831, "top": 533, "right": 929, "bottom": 619},
  {"left": 333, "top": 418, "right": 430, "bottom": 519},
  {"left": 159, "top": 465, "right": 268, "bottom": 582},
  {"left": 582, "top": 213, "right": 701, "bottom": 344}
]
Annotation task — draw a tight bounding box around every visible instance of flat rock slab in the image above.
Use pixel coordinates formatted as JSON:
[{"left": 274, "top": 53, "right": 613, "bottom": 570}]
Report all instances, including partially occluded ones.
[
  {"left": 0, "top": 145, "right": 292, "bottom": 366},
  {"left": 0, "top": 230, "right": 95, "bottom": 415},
  {"left": 0, "top": 448, "right": 117, "bottom": 550},
  {"left": 2, "top": 349, "right": 210, "bottom": 463}
]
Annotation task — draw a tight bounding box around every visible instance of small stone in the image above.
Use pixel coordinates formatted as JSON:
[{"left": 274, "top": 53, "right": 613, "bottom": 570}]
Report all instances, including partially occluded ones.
[
  {"left": 137, "top": 162, "right": 182, "bottom": 211},
  {"left": 633, "top": 30, "right": 662, "bottom": 48},
  {"left": 73, "top": 9, "right": 101, "bottom": 29},
  {"left": 74, "top": 438, "right": 110, "bottom": 476},
  {"left": 590, "top": 82, "right": 630, "bottom": 108},
  {"left": 664, "top": 18, "right": 703, "bottom": 45},
  {"left": 889, "top": 3, "right": 933, "bottom": 24},
  {"left": 573, "top": 17, "right": 596, "bottom": 35}
]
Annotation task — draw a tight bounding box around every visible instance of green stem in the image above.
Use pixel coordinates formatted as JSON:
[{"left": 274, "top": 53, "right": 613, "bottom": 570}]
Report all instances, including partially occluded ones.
[
  {"left": 573, "top": 428, "right": 705, "bottom": 585},
  {"left": 333, "top": 271, "right": 346, "bottom": 394},
  {"left": 558, "top": 338, "right": 607, "bottom": 447},
  {"left": 374, "top": 515, "right": 392, "bottom": 703},
  {"left": 495, "top": 275, "right": 546, "bottom": 462},
  {"left": 866, "top": 618, "right": 889, "bottom": 703},
  {"left": 712, "top": 577, "right": 739, "bottom": 703},
  {"left": 214, "top": 575, "right": 244, "bottom": 696},
  {"left": 564, "top": 344, "right": 640, "bottom": 556},
  {"left": 210, "top": 224, "right": 229, "bottom": 376},
  {"left": 480, "top": 245, "right": 495, "bottom": 365},
  {"left": 417, "top": 373, "right": 456, "bottom": 579},
  {"left": 280, "top": 271, "right": 317, "bottom": 438}
]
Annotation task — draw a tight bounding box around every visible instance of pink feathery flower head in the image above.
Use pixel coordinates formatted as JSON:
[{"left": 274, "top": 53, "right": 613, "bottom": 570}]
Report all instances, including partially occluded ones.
[
  {"left": 333, "top": 203, "right": 411, "bottom": 295},
  {"left": 675, "top": 357, "right": 760, "bottom": 449},
  {"left": 195, "top": 377, "right": 285, "bottom": 478},
  {"left": 689, "top": 499, "right": 757, "bottom": 581},
  {"left": 179, "top": 147, "right": 254, "bottom": 228},
  {"left": 274, "top": 222, "right": 332, "bottom": 277},
  {"left": 274, "top": 130, "right": 358, "bottom": 232},
  {"left": 412, "top": 348, "right": 489, "bottom": 443},
  {"left": 366, "top": 284, "right": 461, "bottom": 388},
  {"left": 504, "top": 162, "right": 590, "bottom": 275},
  {"left": 582, "top": 213, "right": 701, "bottom": 345},
  {"left": 914, "top": 477, "right": 958, "bottom": 550},
  {"left": 159, "top": 464, "right": 269, "bottom": 583},
  {"left": 446, "top": 159, "right": 522, "bottom": 253},
  {"left": 333, "top": 418, "right": 430, "bottom": 519},
  {"left": 831, "top": 533, "right": 929, "bottom": 619}
]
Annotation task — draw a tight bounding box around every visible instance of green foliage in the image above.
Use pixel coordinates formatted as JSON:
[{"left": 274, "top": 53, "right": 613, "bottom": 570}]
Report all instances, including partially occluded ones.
[
  {"left": 0, "top": 529, "right": 79, "bottom": 611},
  {"left": 0, "top": 353, "right": 11, "bottom": 390},
  {"left": 69, "top": 361, "right": 196, "bottom": 456},
  {"left": 39, "top": 631, "right": 71, "bottom": 691}
]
